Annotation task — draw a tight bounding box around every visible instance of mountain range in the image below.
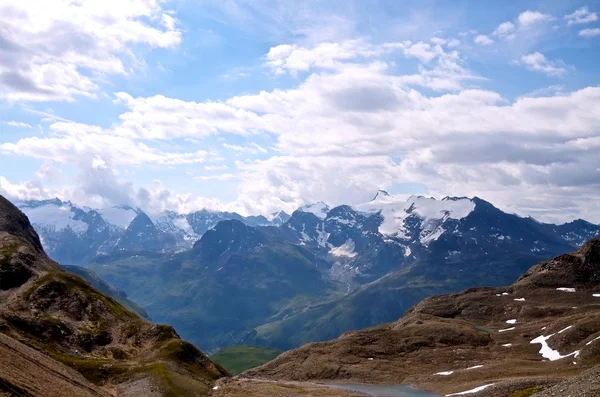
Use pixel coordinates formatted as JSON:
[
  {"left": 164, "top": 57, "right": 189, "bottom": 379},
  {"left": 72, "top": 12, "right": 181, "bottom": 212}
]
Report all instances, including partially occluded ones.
[
  {"left": 26, "top": 192, "right": 597, "bottom": 353},
  {"left": 16, "top": 198, "right": 290, "bottom": 265}
]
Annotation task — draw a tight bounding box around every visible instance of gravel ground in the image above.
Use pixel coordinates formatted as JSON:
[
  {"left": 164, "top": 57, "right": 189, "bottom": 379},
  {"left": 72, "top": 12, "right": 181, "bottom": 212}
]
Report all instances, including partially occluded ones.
[
  {"left": 464, "top": 378, "right": 560, "bottom": 397},
  {"left": 533, "top": 367, "right": 600, "bottom": 397},
  {"left": 116, "top": 378, "right": 163, "bottom": 397}
]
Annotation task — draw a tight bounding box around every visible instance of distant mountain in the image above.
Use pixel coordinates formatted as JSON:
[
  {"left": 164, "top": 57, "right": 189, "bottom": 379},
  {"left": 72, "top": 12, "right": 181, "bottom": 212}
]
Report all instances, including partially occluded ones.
[
  {"left": 247, "top": 237, "right": 600, "bottom": 396},
  {"left": 80, "top": 193, "right": 599, "bottom": 352},
  {"left": 87, "top": 219, "right": 339, "bottom": 353},
  {"left": 16, "top": 199, "right": 289, "bottom": 265}
]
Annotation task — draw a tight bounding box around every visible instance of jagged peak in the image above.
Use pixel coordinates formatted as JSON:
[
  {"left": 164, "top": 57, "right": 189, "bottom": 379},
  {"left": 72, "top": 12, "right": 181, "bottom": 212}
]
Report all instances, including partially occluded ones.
[{"left": 372, "top": 189, "right": 390, "bottom": 201}]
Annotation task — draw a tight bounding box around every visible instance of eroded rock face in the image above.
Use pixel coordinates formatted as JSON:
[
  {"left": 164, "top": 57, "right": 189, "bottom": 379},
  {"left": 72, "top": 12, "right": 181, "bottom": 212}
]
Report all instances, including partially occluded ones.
[{"left": 0, "top": 258, "right": 33, "bottom": 290}]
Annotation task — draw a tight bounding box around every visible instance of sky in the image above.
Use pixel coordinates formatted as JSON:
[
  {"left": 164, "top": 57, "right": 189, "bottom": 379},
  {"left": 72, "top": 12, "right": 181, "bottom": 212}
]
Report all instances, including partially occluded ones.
[{"left": 0, "top": 0, "right": 599, "bottom": 223}]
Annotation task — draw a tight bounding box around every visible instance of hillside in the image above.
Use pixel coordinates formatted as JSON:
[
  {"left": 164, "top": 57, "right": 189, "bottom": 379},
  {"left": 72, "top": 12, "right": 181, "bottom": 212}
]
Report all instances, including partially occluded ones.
[
  {"left": 211, "top": 346, "right": 283, "bottom": 375},
  {"left": 247, "top": 237, "right": 600, "bottom": 396},
  {"left": 0, "top": 195, "right": 228, "bottom": 396}
]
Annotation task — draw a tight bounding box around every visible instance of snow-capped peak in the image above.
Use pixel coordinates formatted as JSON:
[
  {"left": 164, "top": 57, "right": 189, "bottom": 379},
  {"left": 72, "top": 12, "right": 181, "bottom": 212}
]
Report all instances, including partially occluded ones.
[
  {"left": 18, "top": 199, "right": 89, "bottom": 234},
  {"left": 97, "top": 206, "right": 140, "bottom": 229},
  {"left": 299, "top": 202, "right": 330, "bottom": 219},
  {"left": 354, "top": 194, "right": 476, "bottom": 243}
]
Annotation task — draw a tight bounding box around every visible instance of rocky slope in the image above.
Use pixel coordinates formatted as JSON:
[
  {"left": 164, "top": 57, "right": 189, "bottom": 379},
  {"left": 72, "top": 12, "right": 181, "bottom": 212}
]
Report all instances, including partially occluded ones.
[
  {"left": 247, "top": 237, "right": 600, "bottom": 396},
  {"left": 0, "top": 195, "right": 228, "bottom": 396}
]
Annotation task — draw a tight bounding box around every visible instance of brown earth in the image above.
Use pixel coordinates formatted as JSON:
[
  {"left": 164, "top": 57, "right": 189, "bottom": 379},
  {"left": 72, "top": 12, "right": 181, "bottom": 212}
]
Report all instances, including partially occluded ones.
[
  {"left": 247, "top": 238, "right": 600, "bottom": 396},
  {"left": 210, "top": 378, "right": 365, "bottom": 397},
  {"left": 0, "top": 195, "right": 228, "bottom": 396}
]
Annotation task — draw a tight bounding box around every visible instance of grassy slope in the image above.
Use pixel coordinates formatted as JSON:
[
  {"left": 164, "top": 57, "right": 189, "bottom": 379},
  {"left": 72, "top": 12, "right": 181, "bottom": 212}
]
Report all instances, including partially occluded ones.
[{"left": 211, "top": 346, "right": 283, "bottom": 375}]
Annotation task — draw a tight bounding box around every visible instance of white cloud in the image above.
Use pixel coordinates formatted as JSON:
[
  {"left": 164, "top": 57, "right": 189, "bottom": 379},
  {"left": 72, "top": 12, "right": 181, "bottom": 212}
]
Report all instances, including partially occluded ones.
[
  {"left": 565, "top": 7, "right": 598, "bottom": 26},
  {"left": 579, "top": 28, "right": 600, "bottom": 37},
  {"left": 204, "top": 165, "right": 229, "bottom": 171},
  {"left": 493, "top": 21, "right": 516, "bottom": 37},
  {"left": 3, "top": 36, "right": 600, "bottom": 222},
  {"left": 447, "top": 39, "right": 461, "bottom": 48},
  {"left": 0, "top": 176, "right": 55, "bottom": 201},
  {"left": 0, "top": 121, "right": 209, "bottom": 167},
  {"left": 518, "top": 10, "right": 554, "bottom": 27},
  {"left": 223, "top": 143, "right": 268, "bottom": 154},
  {"left": 194, "top": 173, "right": 239, "bottom": 181},
  {"left": 0, "top": 0, "right": 181, "bottom": 102},
  {"left": 518, "top": 52, "right": 571, "bottom": 77},
  {"left": 113, "top": 92, "right": 271, "bottom": 139},
  {"left": 3, "top": 121, "right": 32, "bottom": 128},
  {"left": 474, "top": 35, "right": 494, "bottom": 45},
  {"left": 430, "top": 37, "right": 447, "bottom": 45}
]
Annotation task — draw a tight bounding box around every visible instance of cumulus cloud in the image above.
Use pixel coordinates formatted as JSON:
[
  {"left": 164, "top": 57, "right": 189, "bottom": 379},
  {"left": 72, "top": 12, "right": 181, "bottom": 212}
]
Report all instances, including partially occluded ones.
[
  {"left": 474, "top": 35, "right": 494, "bottom": 45},
  {"left": 518, "top": 52, "right": 572, "bottom": 77},
  {"left": 565, "top": 7, "right": 598, "bottom": 26},
  {"left": 446, "top": 39, "right": 461, "bottom": 48},
  {"left": 194, "top": 173, "right": 239, "bottom": 181},
  {"left": 0, "top": 121, "right": 209, "bottom": 166},
  {"left": 0, "top": 0, "right": 181, "bottom": 102},
  {"left": 223, "top": 143, "right": 268, "bottom": 154},
  {"left": 579, "top": 28, "right": 600, "bottom": 37},
  {"left": 0, "top": 176, "right": 55, "bottom": 202},
  {"left": 517, "top": 10, "right": 554, "bottom": 27},
  {"left": 493, "top": 21, "right": 516, "bottom": 37},
  {"left": 2, "top": 35, "right": 600, "bottom": 222}
]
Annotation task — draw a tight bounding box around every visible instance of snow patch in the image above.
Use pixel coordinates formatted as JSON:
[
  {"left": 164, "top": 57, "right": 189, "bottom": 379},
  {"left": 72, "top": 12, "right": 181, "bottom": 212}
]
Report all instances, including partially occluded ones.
[
  {"left": 558, "top": 325, "right": 572, "bottom": 334},
  {"left": 436, "top": 371, "right": 454, "bottom": 376},
  {"left": 98, "top": 206, "right": 139, "bottom": 228},
  {"left": 446, "top": 384, "right": 495, "bottom": 396},
  {"left": 300, "top": 202, "right": 330, "bottom": 219},
  {"left": 354, "top": 194, "right": 475, "bottom": 238},
  {"left": 586, "top": 336, "right": 600, "bottom": 346},
  {"left": 506, "top": 319, "right": 517, "bottom": 324},
  {"left": 556, "top": 287, "right": 576, "bottom": 293},
  {"left": 466, "top": 365, "right": 483, "bottom": 370},
  {"left": 514, "top": 298, "right": 525, "bottom": 302},
  {"left": 21, "top": 202, "right": 88, "bottom": 233},
  {"left": 499, "top": 327, "right": 515, "bottom": 332},
  {"left": 330, "top": 240, "right": 358, "bottom": 258},
  {"left": 502, "top": 343, "right": 512, "bottom": 347},
  {"left": 530, "top": 333, "right": 580, "bottom": 361}
]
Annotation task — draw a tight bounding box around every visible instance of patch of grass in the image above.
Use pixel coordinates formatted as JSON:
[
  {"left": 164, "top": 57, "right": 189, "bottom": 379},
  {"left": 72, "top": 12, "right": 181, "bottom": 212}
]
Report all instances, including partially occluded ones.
[
  {"left": 510, "top": 387, "right": 543, "bottom": 397},
  {"left": 23, "top": 271, "right": 138, "bottom": 322},
  {"left": 473, "top": 325, "right": 493, "bottom": 334},
  {"left": 211, "top": 345, "right": 283, "bottom": 375}
]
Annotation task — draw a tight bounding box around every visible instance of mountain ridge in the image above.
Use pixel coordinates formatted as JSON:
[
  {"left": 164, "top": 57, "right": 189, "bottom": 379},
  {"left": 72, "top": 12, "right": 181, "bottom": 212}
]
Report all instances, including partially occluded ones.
[{"left": 0, "top": 195, "right": 228, "bottom": 396}]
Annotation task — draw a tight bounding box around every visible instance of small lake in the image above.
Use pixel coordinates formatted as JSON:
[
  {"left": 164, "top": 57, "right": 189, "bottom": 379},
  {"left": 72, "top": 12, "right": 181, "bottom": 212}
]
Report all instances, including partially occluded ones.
[{"left": 324, "top": 383, "right": 442, "bottom": 397}]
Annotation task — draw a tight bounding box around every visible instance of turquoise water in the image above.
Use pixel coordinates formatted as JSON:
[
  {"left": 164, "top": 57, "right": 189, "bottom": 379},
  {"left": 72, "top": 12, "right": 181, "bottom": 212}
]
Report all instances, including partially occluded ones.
[{"left": 325, "top": 383, "right": 442, "bottom": 397}]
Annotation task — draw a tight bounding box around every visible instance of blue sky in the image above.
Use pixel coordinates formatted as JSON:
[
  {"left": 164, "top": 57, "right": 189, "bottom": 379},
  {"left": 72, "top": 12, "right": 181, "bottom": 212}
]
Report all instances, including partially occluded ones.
[{"left": 1, "top": 0, "right": 599, "bottom": 223}]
